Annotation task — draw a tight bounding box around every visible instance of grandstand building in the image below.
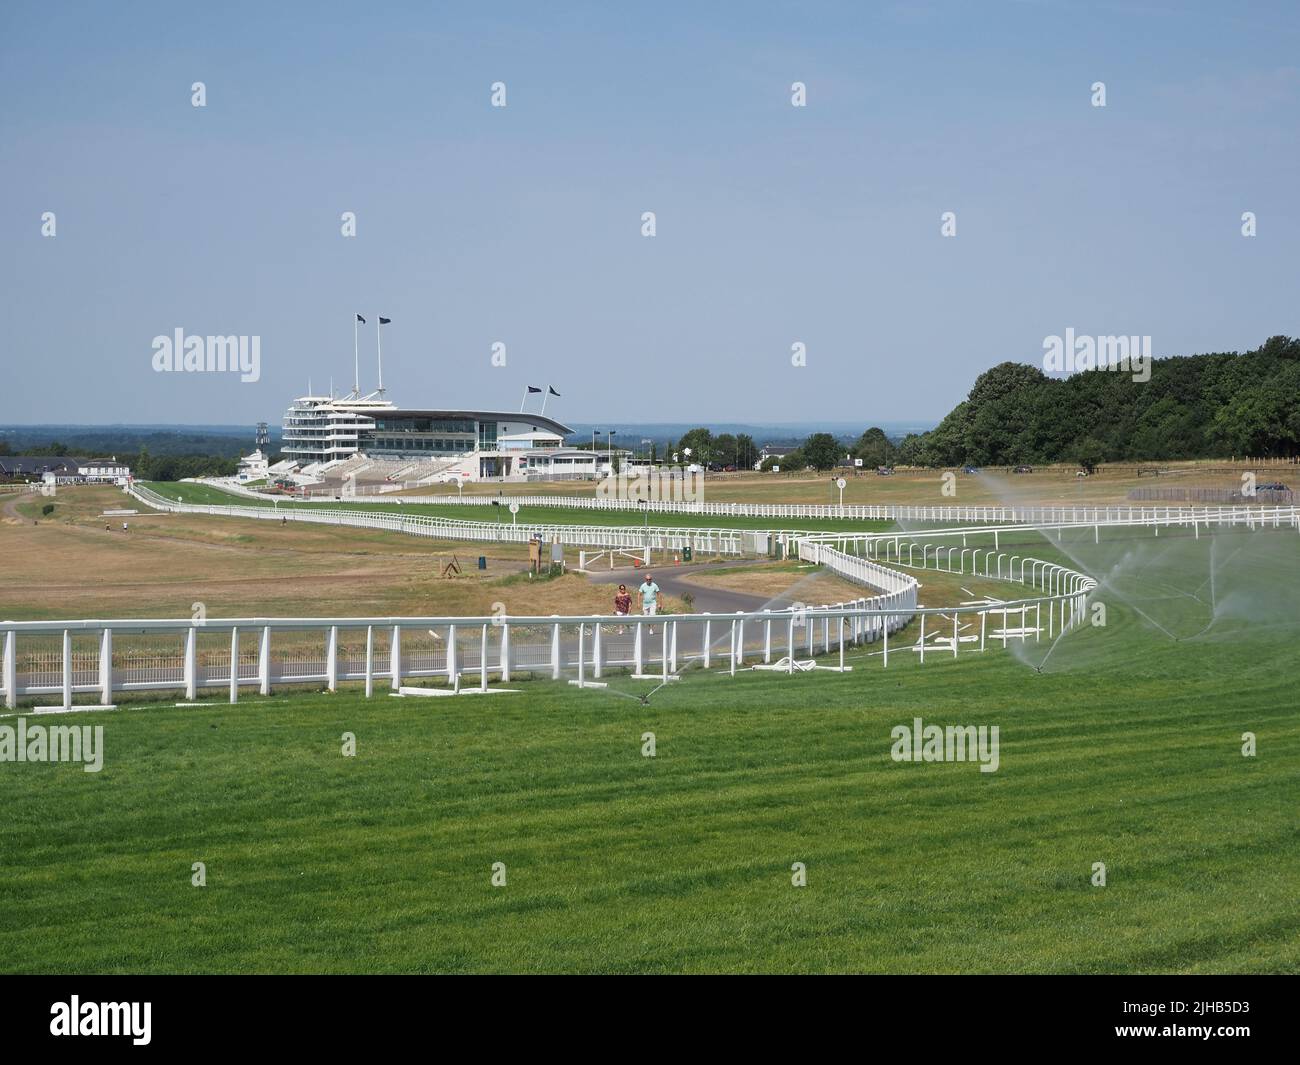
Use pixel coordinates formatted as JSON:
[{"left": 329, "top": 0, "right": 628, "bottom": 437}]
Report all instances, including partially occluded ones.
[{"left": 281, "top": 393, "right": 586, "bottom": 484}]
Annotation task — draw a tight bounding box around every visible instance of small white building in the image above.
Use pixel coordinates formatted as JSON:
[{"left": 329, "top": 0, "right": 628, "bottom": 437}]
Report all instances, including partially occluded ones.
[
  {"left": 78, "top": 458, "right": 132, "bottom": 483},
  {"left": 236, "top": 449, "right": 271, "bottom": 482}
]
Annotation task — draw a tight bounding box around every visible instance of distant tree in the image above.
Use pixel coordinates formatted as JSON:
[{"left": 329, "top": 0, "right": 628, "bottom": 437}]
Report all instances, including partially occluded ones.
[
  {"left": 734, "top": 433, "right": 758, "bottom": 469},
  {"left": 676, "top": 427, "right": 714, "bottom": 464},
  {"left": 852, "top": 427, "right": 895, "bottom": 468},
  {"left": 1209, "top": 385, "right": 1296, "bottom": 457},
  {"left": 894, "top": 433, "right": 929, "bottom": 467},
  {"left": 802, "top": 433, "right": 840, "bottom": 471},
  {"left": 1076, "top": 438, "right": 1105, "bottom": 473}
]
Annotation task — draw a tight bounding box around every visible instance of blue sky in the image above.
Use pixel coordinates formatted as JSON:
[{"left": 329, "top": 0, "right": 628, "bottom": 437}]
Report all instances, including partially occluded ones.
[{"left": 3, "top": 0, "right": 1298, "bottom": 427}]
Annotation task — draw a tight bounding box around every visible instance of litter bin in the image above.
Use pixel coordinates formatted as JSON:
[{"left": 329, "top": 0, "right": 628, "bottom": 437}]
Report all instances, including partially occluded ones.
[{"left": 477, "top": 556, "right": 487, "bottom": 570}]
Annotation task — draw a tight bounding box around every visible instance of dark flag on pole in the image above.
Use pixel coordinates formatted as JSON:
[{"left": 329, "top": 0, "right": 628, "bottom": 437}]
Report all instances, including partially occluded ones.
[
  {"left": 547, "top": 386, "right": 561, "bottom": 397},
  {"left": 520, "top": 385, "right": 542, "bottom": 412},
  {"left": 356, "top": 314, "right": 366, "bottom": 324},
  {"left": 379, "top": 317, "right": 391, "bottom": 325}
]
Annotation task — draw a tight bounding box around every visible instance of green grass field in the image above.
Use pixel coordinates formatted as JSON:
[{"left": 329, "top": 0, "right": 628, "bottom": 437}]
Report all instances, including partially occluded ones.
[
  {"left": 137, "top": 481, "right": 896, "bottom": 533},
  {"left": 2, "top": 525, "right": 1296, "bottom": 973}
]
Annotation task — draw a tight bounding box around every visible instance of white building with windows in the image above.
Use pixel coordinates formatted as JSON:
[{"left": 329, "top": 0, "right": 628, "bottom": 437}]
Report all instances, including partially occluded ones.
[{"left": 280, "top": 394, "right": 578, "bottom": 482}]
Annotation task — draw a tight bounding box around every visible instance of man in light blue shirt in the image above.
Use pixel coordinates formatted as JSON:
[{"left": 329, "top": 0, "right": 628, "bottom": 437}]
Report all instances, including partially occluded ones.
[{"left": 639, "top": 573, "right": 660, "bottom": 634}]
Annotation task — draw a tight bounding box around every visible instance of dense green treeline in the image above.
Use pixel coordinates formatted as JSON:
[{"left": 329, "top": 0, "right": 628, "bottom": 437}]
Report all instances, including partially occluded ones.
[{"left": 892, "top": 335, "right": 1300, "bottom": 467}]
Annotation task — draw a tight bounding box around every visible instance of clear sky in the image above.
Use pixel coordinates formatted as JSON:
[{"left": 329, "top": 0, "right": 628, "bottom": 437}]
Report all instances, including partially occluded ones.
[{"left": 3, "top": 0, "right": 1298, "bottom": 427}]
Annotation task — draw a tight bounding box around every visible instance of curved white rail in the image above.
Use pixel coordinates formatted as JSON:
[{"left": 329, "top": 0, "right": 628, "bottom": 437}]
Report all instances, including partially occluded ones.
[{"left": 21, "top": 485, "right": 1289, "bottom": 711}]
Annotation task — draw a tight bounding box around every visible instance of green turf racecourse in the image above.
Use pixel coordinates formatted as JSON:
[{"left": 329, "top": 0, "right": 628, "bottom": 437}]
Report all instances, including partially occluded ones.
[
  {"left": 1, "top": 524, "right": 1296, "bottom": 973},
  {"left": 137, "top": 481, "right": 894, "bottom": 534}
]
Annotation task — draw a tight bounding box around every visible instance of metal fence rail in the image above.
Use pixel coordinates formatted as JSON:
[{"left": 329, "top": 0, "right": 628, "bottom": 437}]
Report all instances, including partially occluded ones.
[
  {"left": 127, "top": 484, "right": 770, "bottom": 555},
  {"left": 7, "top": 588, "right": 1104, "bottom": 710},
  {"left": 347, "top": 491, "right": 1300, "bottom": 527}
]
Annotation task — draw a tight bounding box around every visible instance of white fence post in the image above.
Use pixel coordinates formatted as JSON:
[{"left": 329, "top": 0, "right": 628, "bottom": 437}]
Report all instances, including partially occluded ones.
[
  {"left": 326, "top": 625, "right": 338, "bottom": 692},
  {"left": 3, "top": 630, "right": 15, "bottom": 710},
  {"left": 390, "top": 625, "right": 402, "bottom": 690},
  {"left": 99, "top": 627, "right": 112, "bottom": 705},
  {"left": 787, "top": 613, "right": 795, "bottom": 674},
  {"left": 365, "top": 625, "right": 374, "bottom": 698},
  {"left": 62, "top": 629, "right": 72, "bottom": 709},
  {"left": 448, "top": 623, "right": 458, "bottom": 684},
  {"left": 185, "top": 627, "right": 197, "bottom": 701},
  {"left": 259, "top": 626, "right": 271, "bottom": 695},
  {"left": 230, "top": 627, "right": 240, "bottom": 703}
]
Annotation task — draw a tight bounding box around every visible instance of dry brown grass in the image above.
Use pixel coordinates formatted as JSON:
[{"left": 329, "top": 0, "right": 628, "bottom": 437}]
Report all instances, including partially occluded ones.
[
  {"left": 0, "top": 485, "right": 1053, "bottom": 626},
  {"left": 0, "top": 486, "right": 618, "bottom": 622}
]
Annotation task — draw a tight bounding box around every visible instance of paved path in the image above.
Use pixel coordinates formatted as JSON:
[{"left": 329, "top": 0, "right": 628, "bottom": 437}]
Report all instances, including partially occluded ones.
[{"left": 583, "top": 561, "right": 772, "bottom": 615}]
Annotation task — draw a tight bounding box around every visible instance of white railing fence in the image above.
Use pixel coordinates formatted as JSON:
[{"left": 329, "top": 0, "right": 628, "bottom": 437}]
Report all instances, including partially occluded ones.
[
  {"left": 3, "top": 584, "right": 1101, "bottom": 710},
  {"left": 312, "top": 491, "right": 1300, "bottom": 527},
  {"left": 128, "top": 484, "right": 772, "bottom": 556}
]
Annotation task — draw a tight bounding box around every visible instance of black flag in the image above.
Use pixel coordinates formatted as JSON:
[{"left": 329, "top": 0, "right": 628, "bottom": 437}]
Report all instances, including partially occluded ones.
[
  {"left": 355, "top": 314, "right": 366, "bottom": 324},
  {"left": 527, "top": 385, "right": 542, "bottom": 394},
  {"left": 379, "top": 317, "right": 391, "bottom": 324},
  {"left": 547, "top": 386, "right": 561, "bottom": 397}
]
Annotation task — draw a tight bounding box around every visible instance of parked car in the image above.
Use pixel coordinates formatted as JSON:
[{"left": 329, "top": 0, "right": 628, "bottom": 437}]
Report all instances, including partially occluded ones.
[
  {"left": 876, "top": 466, "right": 894, "bottom": 476},
  {"left": 1013, "top": 465, "right": 1033, "bottom": 474},
  {"left": 963, "top": 466, "right": 979, "bottom": 474}
]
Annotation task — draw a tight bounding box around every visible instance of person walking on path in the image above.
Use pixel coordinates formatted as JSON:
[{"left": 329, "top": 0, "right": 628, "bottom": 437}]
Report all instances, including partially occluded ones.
[
  {"left": 614, "top": 583, "right": 632, "bottom": 635},
  {"left": 639, "top": 573, "right": 660, "bottom": 635}
]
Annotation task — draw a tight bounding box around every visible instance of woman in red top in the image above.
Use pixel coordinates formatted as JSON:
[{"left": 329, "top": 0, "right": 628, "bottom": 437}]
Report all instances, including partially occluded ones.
[{"left": 614, "top": 584, "right": 632, "bottom": 634}]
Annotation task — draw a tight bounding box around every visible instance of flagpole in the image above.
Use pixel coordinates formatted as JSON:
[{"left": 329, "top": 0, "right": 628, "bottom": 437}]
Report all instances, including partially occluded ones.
[
  {"left": 353, "top": 315, "right": 359, "bottom": 397},
  {"left": 376, "top": 316, "right": 384, "bottom": 395},
  {"left": 541, "top": 387, "right": 550, "bottom": 416},
  {"left": 519, "top": 387, "right": 528, "bottom": 413}
]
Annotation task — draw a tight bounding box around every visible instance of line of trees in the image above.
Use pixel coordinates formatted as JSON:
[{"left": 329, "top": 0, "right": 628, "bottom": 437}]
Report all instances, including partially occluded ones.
[
  {"left": 893, "top": 335, "right": 1300, "bottom": 468},
  {"left": 129, "top": 447, "right": 238, "bottom": 481},
  {"left": 665, "top": 429, "right": 760, "bottom": 469},
  {"left": 0, "top": 440, "right": 236, "bottom": 480}
]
